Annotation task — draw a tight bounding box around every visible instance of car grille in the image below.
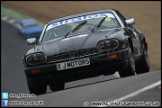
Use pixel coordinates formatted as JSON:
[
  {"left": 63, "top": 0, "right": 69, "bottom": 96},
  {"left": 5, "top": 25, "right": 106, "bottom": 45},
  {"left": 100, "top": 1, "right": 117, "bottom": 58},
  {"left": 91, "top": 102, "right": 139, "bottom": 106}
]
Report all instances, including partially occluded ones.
[{"left": 47, "top": 48, "right": 99, "bottom": 63}]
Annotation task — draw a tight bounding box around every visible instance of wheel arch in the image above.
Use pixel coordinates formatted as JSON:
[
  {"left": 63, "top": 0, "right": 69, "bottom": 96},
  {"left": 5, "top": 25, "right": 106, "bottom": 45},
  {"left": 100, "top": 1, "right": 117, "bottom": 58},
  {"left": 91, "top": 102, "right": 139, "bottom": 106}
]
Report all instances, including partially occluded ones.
[
  {"left": 125, "top": 36, "right": 134, "bottom": 53},
  {"left": 142, "top": 36, "right": 148, "bottom": 51}
]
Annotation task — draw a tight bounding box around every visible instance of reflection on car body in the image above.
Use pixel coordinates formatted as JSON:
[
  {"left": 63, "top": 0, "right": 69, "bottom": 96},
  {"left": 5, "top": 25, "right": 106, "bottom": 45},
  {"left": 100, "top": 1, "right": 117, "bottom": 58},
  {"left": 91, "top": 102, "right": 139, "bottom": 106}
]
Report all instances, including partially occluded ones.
[{"left": 23, "top": 9, "right": 150, "bottom": 95}]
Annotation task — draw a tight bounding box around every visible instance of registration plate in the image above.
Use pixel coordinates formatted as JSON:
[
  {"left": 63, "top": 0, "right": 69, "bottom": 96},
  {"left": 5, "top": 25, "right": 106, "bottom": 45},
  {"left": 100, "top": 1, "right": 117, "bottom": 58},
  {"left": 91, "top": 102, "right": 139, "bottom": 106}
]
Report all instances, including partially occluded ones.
[{"left": 56, "top": 58, "right": 90, "bottom": 71}]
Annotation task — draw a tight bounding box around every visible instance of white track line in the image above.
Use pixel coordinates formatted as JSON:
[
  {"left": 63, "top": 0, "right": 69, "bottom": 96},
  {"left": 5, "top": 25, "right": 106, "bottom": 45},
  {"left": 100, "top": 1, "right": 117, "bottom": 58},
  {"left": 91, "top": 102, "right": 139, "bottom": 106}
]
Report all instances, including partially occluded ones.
[
  {"left": 113, "top": 81, "right": 161, "bottom": 102},
  {"left": 99, "top": 81, "right": 161, "bottom": 107}
]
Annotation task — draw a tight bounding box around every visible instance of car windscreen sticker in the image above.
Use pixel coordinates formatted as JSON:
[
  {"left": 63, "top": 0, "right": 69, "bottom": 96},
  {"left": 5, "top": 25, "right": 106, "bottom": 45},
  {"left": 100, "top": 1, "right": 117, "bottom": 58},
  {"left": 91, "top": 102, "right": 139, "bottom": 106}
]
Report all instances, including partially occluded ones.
[
  {"left": 105, "top": 17, "right": 111, "bottom": 21},
  {"left": 46, "top": 13, "right": 115, "bottom": 31}
]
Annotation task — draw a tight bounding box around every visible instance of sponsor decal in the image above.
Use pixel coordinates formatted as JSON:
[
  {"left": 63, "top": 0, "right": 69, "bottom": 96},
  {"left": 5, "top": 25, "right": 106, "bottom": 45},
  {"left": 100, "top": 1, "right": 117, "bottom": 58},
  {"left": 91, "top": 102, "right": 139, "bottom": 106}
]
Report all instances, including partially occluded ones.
[
  {"left": 46, "top": 13, "right": 115, "bottom": 31},
  {"left": 105, "top": 17, "right": 111, "bottom": 21}
]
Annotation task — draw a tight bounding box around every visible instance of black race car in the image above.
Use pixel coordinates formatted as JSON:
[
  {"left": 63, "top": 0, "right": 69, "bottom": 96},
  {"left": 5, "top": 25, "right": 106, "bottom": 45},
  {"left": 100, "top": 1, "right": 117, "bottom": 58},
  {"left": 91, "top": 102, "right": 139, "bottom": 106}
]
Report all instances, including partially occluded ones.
[{"left": 23, "top": 9, "right": 150, "bottom": 95}]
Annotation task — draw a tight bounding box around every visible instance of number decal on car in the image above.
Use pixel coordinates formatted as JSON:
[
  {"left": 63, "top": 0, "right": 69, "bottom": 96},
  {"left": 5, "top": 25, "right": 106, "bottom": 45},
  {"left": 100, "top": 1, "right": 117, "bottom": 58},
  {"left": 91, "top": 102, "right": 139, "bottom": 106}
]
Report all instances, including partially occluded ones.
[{"left": 105, "top": 17, "right": 111, "bottom": 21}]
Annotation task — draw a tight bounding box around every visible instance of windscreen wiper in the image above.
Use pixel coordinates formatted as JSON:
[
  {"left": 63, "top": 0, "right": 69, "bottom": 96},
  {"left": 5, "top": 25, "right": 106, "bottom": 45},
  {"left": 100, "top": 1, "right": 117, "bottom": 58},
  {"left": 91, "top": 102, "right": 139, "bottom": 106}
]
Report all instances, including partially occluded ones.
[
  {"left": 91, "top": 16, "right": 107, "bottom": 32},
  {"left": 65, "top": 20, "right": 87, "bottom": 38}
]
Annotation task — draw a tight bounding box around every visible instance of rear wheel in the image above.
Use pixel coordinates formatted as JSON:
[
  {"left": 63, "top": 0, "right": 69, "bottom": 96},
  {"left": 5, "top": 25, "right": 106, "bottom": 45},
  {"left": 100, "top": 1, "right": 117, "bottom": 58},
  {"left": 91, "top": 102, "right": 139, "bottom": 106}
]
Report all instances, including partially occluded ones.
[
  {"left": 49, "top": 80, "right": 65, "bottom": 92},
  {"left": 119, "top": 44, "right": 136, "bottom": 77},
  {"left": 27, "top": 79, "right": 47, "bottom": 95},
  {"left": 136, "top": 42, "right": 150, "bottom": 74}
]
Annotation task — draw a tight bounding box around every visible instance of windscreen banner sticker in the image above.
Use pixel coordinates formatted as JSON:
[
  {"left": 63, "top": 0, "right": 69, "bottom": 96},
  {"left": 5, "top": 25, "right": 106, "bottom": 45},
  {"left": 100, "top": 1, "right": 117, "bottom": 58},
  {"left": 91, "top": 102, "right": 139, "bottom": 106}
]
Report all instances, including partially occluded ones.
[{"left": 46, "top": 13, "right": 115, "bottom": 31}]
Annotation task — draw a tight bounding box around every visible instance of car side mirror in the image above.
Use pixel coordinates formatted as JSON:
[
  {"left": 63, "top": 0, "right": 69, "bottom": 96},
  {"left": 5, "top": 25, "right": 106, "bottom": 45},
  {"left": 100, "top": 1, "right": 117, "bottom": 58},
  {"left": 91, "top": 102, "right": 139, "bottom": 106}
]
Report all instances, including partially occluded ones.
[
  {"left": 27, "top": 38, "right": 36, "bottom": 45},
  {"left": 125, "top": 18, "right": 135, "bottom": 25}
]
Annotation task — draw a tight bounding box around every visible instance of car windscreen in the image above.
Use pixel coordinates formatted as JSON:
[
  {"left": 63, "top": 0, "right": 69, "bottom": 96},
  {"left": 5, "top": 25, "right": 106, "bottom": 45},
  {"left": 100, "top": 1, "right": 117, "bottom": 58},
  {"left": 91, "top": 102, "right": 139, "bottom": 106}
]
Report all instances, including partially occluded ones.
[
  {"left": 22, "top": 23, "right": 38, "bottom": 29},
  {"left": 42, "top": 12, "right": 121, "bottom": 42}
]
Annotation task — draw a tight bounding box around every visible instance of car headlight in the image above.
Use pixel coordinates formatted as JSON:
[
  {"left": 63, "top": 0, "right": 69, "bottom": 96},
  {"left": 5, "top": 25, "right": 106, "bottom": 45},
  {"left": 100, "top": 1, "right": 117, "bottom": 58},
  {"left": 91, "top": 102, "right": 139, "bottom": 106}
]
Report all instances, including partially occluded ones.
[
  {"left": 97, "top": 39, "right": 119, "bottom": 52},
  {"left": 26, "top": 53, "right": 47, "bottom": 65}
]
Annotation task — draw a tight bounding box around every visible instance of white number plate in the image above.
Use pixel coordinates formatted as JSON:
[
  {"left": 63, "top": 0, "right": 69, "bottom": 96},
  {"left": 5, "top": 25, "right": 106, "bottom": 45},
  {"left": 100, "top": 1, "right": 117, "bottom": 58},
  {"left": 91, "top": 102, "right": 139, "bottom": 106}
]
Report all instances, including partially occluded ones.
[{"left": 56, "top": 58, "right": 90, "bottom": 71}]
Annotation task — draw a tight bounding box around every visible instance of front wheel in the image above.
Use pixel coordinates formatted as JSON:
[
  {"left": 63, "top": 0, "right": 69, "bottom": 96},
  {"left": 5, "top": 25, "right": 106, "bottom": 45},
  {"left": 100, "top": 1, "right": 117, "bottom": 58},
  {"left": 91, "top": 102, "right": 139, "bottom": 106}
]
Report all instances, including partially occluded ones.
[
  {"left": 119, "top": 44, "right": 136, "bottom": 77},
  {"left": 49, "top": 80, "right": 65, "bottom": 92},
  {"left": 17, "top": 29, "right": 21, "bottom": 35},
  {"left": 27, "top": 79, "right": 47, "bottom": 95}
]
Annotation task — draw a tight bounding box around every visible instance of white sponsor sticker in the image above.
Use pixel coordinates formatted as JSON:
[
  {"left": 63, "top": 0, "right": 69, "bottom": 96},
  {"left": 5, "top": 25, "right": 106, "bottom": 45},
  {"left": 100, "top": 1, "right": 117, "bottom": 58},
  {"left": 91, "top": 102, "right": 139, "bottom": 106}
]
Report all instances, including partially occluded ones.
[{"left": 46, "top": 13, "right": 115, "bottom": 31}]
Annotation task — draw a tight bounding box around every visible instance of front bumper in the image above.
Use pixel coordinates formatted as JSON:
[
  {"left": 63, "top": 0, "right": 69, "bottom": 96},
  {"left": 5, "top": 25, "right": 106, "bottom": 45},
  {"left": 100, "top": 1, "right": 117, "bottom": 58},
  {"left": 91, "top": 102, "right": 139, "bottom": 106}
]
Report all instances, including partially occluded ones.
[{"left": 25, "top": 48, "right": 129, "bottom": 83}]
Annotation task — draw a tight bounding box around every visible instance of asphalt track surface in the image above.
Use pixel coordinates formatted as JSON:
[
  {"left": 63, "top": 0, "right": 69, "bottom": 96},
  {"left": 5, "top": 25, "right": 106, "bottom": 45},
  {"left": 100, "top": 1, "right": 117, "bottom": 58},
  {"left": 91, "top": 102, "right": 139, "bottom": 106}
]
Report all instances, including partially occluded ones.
[{"left": 1, "top": 20, "right": 161, "bottom": 107}]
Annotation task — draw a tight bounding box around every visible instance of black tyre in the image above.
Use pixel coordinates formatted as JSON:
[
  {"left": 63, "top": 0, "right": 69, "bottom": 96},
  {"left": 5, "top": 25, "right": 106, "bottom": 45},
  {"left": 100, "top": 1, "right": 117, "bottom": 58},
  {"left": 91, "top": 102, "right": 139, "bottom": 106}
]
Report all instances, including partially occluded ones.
[
  {"left": 119, "top": 44, "right": 136, "bottom": 77},
  {"left": 135, "top": 42, "right": 150, "bottom": 74},
  {"left": 27, "top": 79, "right": 47, "bottom": 95},
  {"left": 49, "top": 80, "right": 65, "bottom": 92},
  {"left": 17, "top": 29, "right": 21, "bottom": 35}
]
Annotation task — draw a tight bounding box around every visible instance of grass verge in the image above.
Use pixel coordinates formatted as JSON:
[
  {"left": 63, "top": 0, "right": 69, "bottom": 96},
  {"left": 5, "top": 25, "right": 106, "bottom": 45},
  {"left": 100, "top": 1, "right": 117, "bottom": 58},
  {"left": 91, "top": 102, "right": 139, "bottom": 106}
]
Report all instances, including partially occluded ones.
[{"left": 1, "top": 6, "right": 45, "bottom": 27}]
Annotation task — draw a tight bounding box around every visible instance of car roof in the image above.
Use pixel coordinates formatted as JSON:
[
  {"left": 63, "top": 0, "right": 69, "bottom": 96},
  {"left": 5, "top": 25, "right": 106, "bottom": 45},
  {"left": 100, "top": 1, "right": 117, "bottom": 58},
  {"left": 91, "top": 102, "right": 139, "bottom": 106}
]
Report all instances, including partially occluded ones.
[
  {"left": 48, "top": 9, "right": 117, "bottom": 25},
  {"left": 21, "top": 18, "right": 38, "bottom": 26}
]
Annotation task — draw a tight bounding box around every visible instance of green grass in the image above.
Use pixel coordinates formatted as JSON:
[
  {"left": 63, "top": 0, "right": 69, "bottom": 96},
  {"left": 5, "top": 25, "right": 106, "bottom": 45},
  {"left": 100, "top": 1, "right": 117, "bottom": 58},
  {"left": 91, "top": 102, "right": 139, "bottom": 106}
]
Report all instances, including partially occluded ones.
[{"left": 1, "top": 6, "right": 45, "bottom": 27}]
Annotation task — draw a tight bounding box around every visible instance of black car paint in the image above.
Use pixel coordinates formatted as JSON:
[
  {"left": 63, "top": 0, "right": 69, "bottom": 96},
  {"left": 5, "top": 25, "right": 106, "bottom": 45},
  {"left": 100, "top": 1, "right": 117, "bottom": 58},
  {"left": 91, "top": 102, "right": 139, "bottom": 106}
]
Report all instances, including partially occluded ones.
[
  {"left": 32, "top": 29, "right": 122, "bottom": 56},
  {"left": 25, "top": 50, "right": 127, "bottom": 84},
  {"left": 23, "top": 9, "right": 147, "bottom": 87},
  {"left": 26, "top": 9, "right": 144, "bottom": 57}
]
